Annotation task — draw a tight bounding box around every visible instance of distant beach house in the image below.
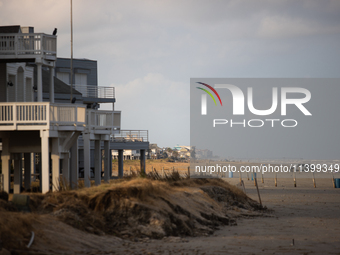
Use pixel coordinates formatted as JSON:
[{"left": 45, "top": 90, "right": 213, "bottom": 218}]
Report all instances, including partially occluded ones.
[
  {"left": 149, "top": 143, "right": 161, "bottom": 159},
  {"left": 173, "top": 145, "right": 191, "bottom": 159}
]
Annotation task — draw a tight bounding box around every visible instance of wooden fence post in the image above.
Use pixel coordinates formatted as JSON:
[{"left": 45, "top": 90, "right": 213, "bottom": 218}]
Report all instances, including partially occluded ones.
[
  {"left": 254, "top": 177, "right": 262, "bottom": 207},
  {"left": 241, "top": 180, "right": 246, "bottom": 194},
  {"left": 332, "top": 172, "right": 336, "bottom": 188}
]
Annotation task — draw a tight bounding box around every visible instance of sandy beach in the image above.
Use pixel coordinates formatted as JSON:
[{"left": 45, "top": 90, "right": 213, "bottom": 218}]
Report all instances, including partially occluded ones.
[
  {"left": 94, "top": 178, "right": 340, "bottom": 255},
  {"left": 15, "top": 177, "right": 337, "bottom": 255}
]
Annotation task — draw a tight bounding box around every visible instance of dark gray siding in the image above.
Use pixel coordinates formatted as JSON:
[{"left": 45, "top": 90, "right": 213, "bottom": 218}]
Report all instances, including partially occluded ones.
[
  {"left": 55, "top": 58, "right": 98, "bottom": 86},
  {"left": 0, "top": 63, "right": 7, "bottom": 102}
]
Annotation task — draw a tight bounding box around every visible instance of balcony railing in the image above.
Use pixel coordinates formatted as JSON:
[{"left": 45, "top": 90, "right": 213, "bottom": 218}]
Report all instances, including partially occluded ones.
[
  {"left": 73, "top": 84, "right": 115, "bottom": 99},
  {"left": 0, "top": 33, "right": 57, "bottom": 60},
  {"left": 50, "top": 104, "right": 86, "bottom": 127},
  {"left": 0, "top": 102, "right": 85, "bottom": 130},
  {"left": 0, "top": 103, "right": 123, "bottom": 134},
  {"left": 86, "top": 110, "right": 121, "bottom": 132},
  {"left": 111, "top": 130, "right": 149, "bottom": 142}
]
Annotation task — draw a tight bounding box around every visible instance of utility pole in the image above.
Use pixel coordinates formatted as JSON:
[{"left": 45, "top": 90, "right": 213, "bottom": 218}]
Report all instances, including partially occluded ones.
[{"left": 70, "top": 0, "right": 73, "bottom": 103}]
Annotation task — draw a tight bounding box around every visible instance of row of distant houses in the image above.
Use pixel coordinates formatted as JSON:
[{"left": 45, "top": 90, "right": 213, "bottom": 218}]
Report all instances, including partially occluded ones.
[
  {"left": 113, "top": 145, "right": 213, "bottom": 160},
  {"left": 149, "top": 144, "right": 193, "bottom": 160},
  {"left": 119, "top": 145, "right": 214, "bottom": 160},
  {"left": 112, "top": 144, "right": 192, "bottom": 160},
  {"left": 148, "top": 144, "right": 213, "bottom": 160}
]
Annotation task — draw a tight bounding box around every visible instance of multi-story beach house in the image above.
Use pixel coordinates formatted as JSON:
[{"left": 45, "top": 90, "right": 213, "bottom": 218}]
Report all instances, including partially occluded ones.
[{"left": 0, "top": 25, "right": 149, "bottom": 194}]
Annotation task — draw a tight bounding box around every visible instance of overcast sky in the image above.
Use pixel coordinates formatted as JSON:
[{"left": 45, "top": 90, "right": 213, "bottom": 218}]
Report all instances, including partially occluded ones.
[{"left": 1, "top": 0, "right": 340, "bottom": 148}]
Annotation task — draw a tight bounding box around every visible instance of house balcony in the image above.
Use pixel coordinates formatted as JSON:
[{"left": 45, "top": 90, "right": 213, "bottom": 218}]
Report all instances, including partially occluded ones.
[
  {"left": 73, "top": 84, "right": 115, "bottom": 103},
  {"left": 0, "top": 33, "right": 56, "bottom": 64},
  {"left": 111, "top": 130, "right": 148, "bottom": 142},
  {"left": 0, "top": 102, "right": 86, "bottom": 132},
  {"left": 0, "top": 102, "right": 122, "bottom": 135},
  {"left": 86, "top": 109, "right": 121, "bottom": 134},
  {"left": 110, "top": 130, "right": 149, "bottom": 150}
]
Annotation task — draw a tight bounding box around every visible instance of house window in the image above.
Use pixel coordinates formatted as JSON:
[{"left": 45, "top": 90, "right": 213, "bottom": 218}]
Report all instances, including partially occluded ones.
[
  {"left": 74, "top": 73, "right": 88, "bottom": 97},
  {"left": 75, "top": 73, "right": 87, "bottom": 85},
  {"left": 56, "top": 72, "right": 70, "bottom": 84}
]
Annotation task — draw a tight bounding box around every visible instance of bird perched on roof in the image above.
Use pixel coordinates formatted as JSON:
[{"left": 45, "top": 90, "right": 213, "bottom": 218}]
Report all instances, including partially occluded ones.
[{"left": 53, "top": 28, "right": 57, "bottom": 35}]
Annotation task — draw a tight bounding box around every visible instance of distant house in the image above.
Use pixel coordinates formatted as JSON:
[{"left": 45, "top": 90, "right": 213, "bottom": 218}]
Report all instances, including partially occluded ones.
[
  {"left": 178, "top": 147, "right": 190, "bottom": 159},
  {"left": 171, "top": 145, "right": 191, "bottom": 159},
  {"left": 149, "top": 143, "right": 161, "bottom": 159},
  {"left": 195, "top": 149, "right": 213, "bottom": 159},
  {"left": 112, "top": 149, "right": 141, "bottom": 160}
]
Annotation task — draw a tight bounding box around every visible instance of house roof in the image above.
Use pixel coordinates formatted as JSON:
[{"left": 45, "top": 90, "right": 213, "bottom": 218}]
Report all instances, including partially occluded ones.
[
  {"left": 32, "top": 66, "right": 81, "bottom": 95},
  {"left": 0, "top": 25, "right": 21, "bottom": 33},
  {"left": 149, "top": 143, "right": 160, "bottom": 149},
  {"left": 57, "top": 57, "right": 97, "bottom": 63},
  {"left": 180, "top": 148, "right": 189, "bottom": 152}
]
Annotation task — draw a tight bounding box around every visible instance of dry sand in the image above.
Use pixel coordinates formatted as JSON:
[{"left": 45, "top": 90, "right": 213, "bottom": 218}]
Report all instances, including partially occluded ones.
[{"left": 91, "top": 178, "right": 338, "bottom": 255}]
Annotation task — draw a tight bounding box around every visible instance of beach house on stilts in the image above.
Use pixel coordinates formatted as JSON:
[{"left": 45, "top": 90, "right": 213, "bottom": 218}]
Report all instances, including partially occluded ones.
[{"left": 0, "top": 25, "right": 149, "bottom": 194}]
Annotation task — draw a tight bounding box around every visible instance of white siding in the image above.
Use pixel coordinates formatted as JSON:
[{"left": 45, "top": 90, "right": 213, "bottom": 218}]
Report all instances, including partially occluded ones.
[
  {"left": 6, "top": 63, "right": 34, "bottom": 102},
  {"left": 17, "top": 66, "right": 25, "bottom": 102},
  {"left": 7, "top": 74, "right": 15, "bottom": 102},
  {"left": 25, "top": 77, "right": 33, "bottom": 102}
]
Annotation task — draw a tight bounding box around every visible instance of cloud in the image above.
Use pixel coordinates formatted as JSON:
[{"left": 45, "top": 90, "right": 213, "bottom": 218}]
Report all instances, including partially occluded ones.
[
  {"left": 258, "top": 16, "right": 340, "bottom": 38},
  {"left": 107, "top": 73, "right": 189, "bottom": 147}
]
